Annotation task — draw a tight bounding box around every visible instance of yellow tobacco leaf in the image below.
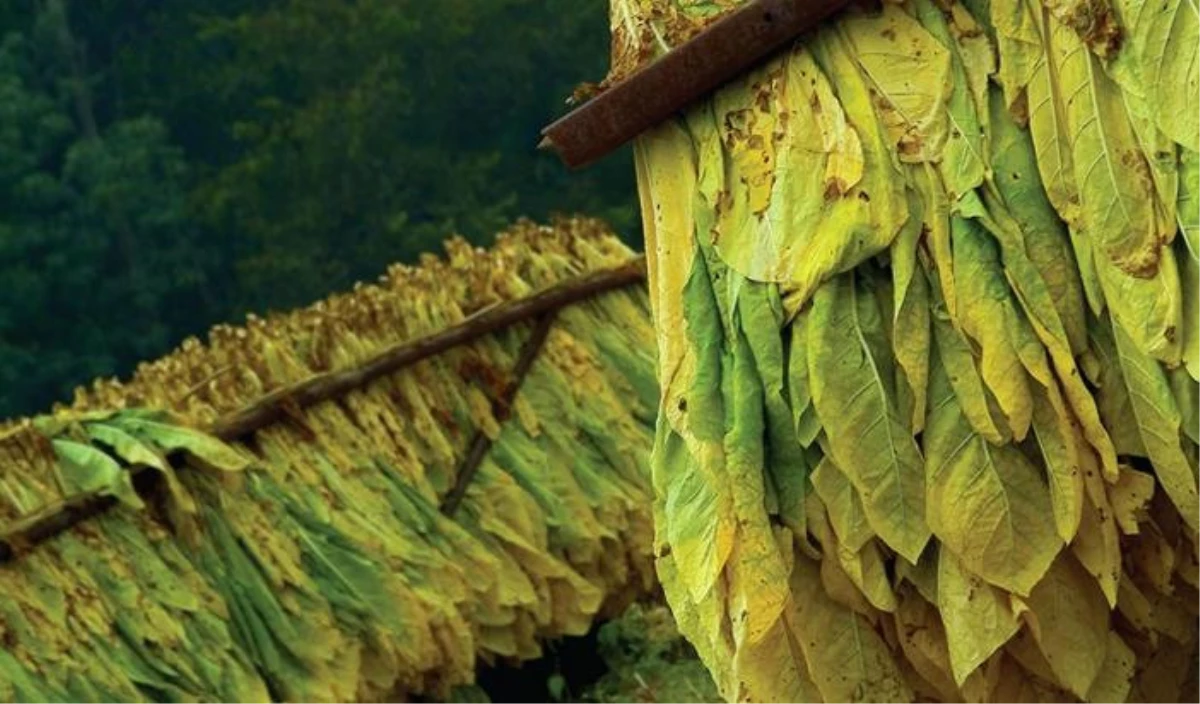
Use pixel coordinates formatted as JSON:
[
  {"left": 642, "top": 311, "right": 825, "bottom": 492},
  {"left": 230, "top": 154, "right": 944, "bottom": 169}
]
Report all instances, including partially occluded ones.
[
  {"left": 1024, "top": 3, "right": 1082, "bottom": 229},
  {"left": 1029, "top": 383, "right": 1085, "bottom": 544},
  {"left": 1085, "top": 632, "right": 1136, "bottom": 702},
  {"left": 720, "top": 532, "right": 816, "bottom": 700},
  {"left": 987, "top": 653, "right": 1057, "bottom": 702},
  {"left": 634, "top": 121, "right": 697, "bottom": 416},
  {"left": 1150, "top": 590, "right": 1195, "bottom": 647},
  {"left": 926, "top": 354, "right": 1062, "bottom": 595},
  {"left": 1112, "top": 0, "right": 1200, "bottom": 152},
  {"left": 1112, "top": 320, "right": 1200, "bottom": 532},
  {"left": 961, "top": 191, "right": 1121, "bottom": 483},
  {"left": 1048, "top": 10, "right": 1175, "bottom": 279},
  {"left": 913, "top": 0, "right": 993, "bottom": 200},
  {"left": 810, "top": 456, "right": 873, "bottom": 553},
  {"left": 1023, "top": 553, "right": 1110, "bottom": 697},
  {"left": 1071, "top": 471, "right": 1121, "bottom": 606},
  {"left": 915, "top": 163, "right": 959, "bottom": 321},
  {"left": 891, "top": 189, "right": 930, "bottom": 433},
  {"left": 1129, "top": 519, "right": 1178, "bottom": 597},
  {"left": 841, "top": 3, "right": 952, "bottom": 162},
  {"left": 1087, "top": 317, "right": 1151, "bottom": 457},
  {"left": 1094, "top": 237, "right": 1184, "bottom": 365},
  {"left": 987, "top": 82, "right": 1089, "bottom": 355},
  {"left": 810, "top": 51, "right": 866, "bottom": 196},
  {"left": 766, "top": 29, "right": 910, "bottom": 308},
  {"left": 894, "top": 583, "right": 962, "bottom": 701},
  {"left": 822, "top": 534, "right": 898, "bottom": 617},
  {"left": 790, "top": 549, "right": 913, "bottom": 702},
  {"left": 991, "top": 0, "right": 1043, "bottom": 106},
  {"left": 951, "top": 216, "right": 1034, "bottom": 440},
  {"left": 1131, "top": 634, "right": 1196, "bottom": 701},
  {"left": 809, "top": 273, "right": 929, "bottom": 562},
  {"left": 937, "top": 547, "right": 1020, "bottom": 685},
  {"left": 930, "top": 292, "right": 1010, "bottom": 445},
  {"left": 1116, "top": 569, "right": 1157, "bottom": 643},
  {"left": 839, "top": 540, "right": 897, "bottom": 614},
  {"left": 698, "top": 38, "right": 902, "bottom": 304},
  {"left": 732, "top": 603, "right": 823, "bottom": 703},
  {"left": 1177, "top": 531, "right": 1200, "bottom": 588},
  {"left": 818, "top": 545, "right": 878, "bottom": 619}
]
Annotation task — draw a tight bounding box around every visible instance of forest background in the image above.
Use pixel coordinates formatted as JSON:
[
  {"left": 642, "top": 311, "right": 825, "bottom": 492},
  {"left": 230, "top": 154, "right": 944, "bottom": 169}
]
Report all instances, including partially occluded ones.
[{"left": 0, "top": 0, "right": 636, "bottom": 417}]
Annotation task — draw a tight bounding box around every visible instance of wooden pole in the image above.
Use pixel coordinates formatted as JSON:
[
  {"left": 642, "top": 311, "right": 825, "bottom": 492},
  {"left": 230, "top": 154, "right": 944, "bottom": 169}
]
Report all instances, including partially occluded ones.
[{"left": 440, "top": 311, "right": 557, "bottom": 516}]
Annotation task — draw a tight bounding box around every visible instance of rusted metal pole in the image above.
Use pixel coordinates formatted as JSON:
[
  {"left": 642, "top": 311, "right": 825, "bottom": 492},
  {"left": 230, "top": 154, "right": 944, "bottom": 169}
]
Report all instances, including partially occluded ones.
[{"left": 539, "top": 0, "right": 853, "bottom": 169}]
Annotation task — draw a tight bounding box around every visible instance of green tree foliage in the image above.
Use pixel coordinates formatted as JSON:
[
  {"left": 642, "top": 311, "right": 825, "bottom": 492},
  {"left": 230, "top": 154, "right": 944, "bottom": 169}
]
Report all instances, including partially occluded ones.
[{"left": 0, "top": 0, "right": 635, "bottom": 416}]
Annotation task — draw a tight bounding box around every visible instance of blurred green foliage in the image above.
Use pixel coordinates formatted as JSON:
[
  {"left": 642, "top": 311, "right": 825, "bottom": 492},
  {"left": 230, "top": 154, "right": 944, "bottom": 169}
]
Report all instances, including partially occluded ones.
[{"left": 0, "top": 0, "right": 637, "bottom": 416}]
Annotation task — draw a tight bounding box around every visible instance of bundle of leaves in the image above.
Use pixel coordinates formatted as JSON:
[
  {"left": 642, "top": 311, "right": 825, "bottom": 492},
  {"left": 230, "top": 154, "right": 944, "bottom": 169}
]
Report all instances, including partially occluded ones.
[
  {"left": 617, "top": 0, "right": 1198, "bottom": 700},
  {"left": 0, "top": 218, "right": 660, "bottom": 701}
]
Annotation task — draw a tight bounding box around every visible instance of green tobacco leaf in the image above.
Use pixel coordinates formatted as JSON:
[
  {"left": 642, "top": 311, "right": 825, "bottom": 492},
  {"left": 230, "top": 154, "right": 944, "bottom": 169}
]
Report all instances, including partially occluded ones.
[
  {"left": 111, "top": 416, "right": 251, "bottom": 472},
  {"left": 51, "top": 438, "right": 144, "bottom": 510},
  {"left": 724, "top": 313, "right": 793, "bottom": 644},
  {"left": 1180, "top": 148, "right": 1200, "bottom": 259},
  {"left": 787, "top": 308, "right": 822, "bottom": 447},
  {"left": 809, "top": 272, "right": 930, "bottom": 562},
  {"left": 739, "top": 282, "right": 810, "bottom": 538},
  {"left": 85, "top": 421, "right": 198, "bottom": 516},
  {"left": 661, "top": 249, "right": 737, "bottom": 605}
]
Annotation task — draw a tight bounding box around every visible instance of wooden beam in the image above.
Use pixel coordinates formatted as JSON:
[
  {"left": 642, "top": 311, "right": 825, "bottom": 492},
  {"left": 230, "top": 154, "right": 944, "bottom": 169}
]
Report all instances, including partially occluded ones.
[{"left": 440, "top": 311, "right": 557, "bottom": 516}]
